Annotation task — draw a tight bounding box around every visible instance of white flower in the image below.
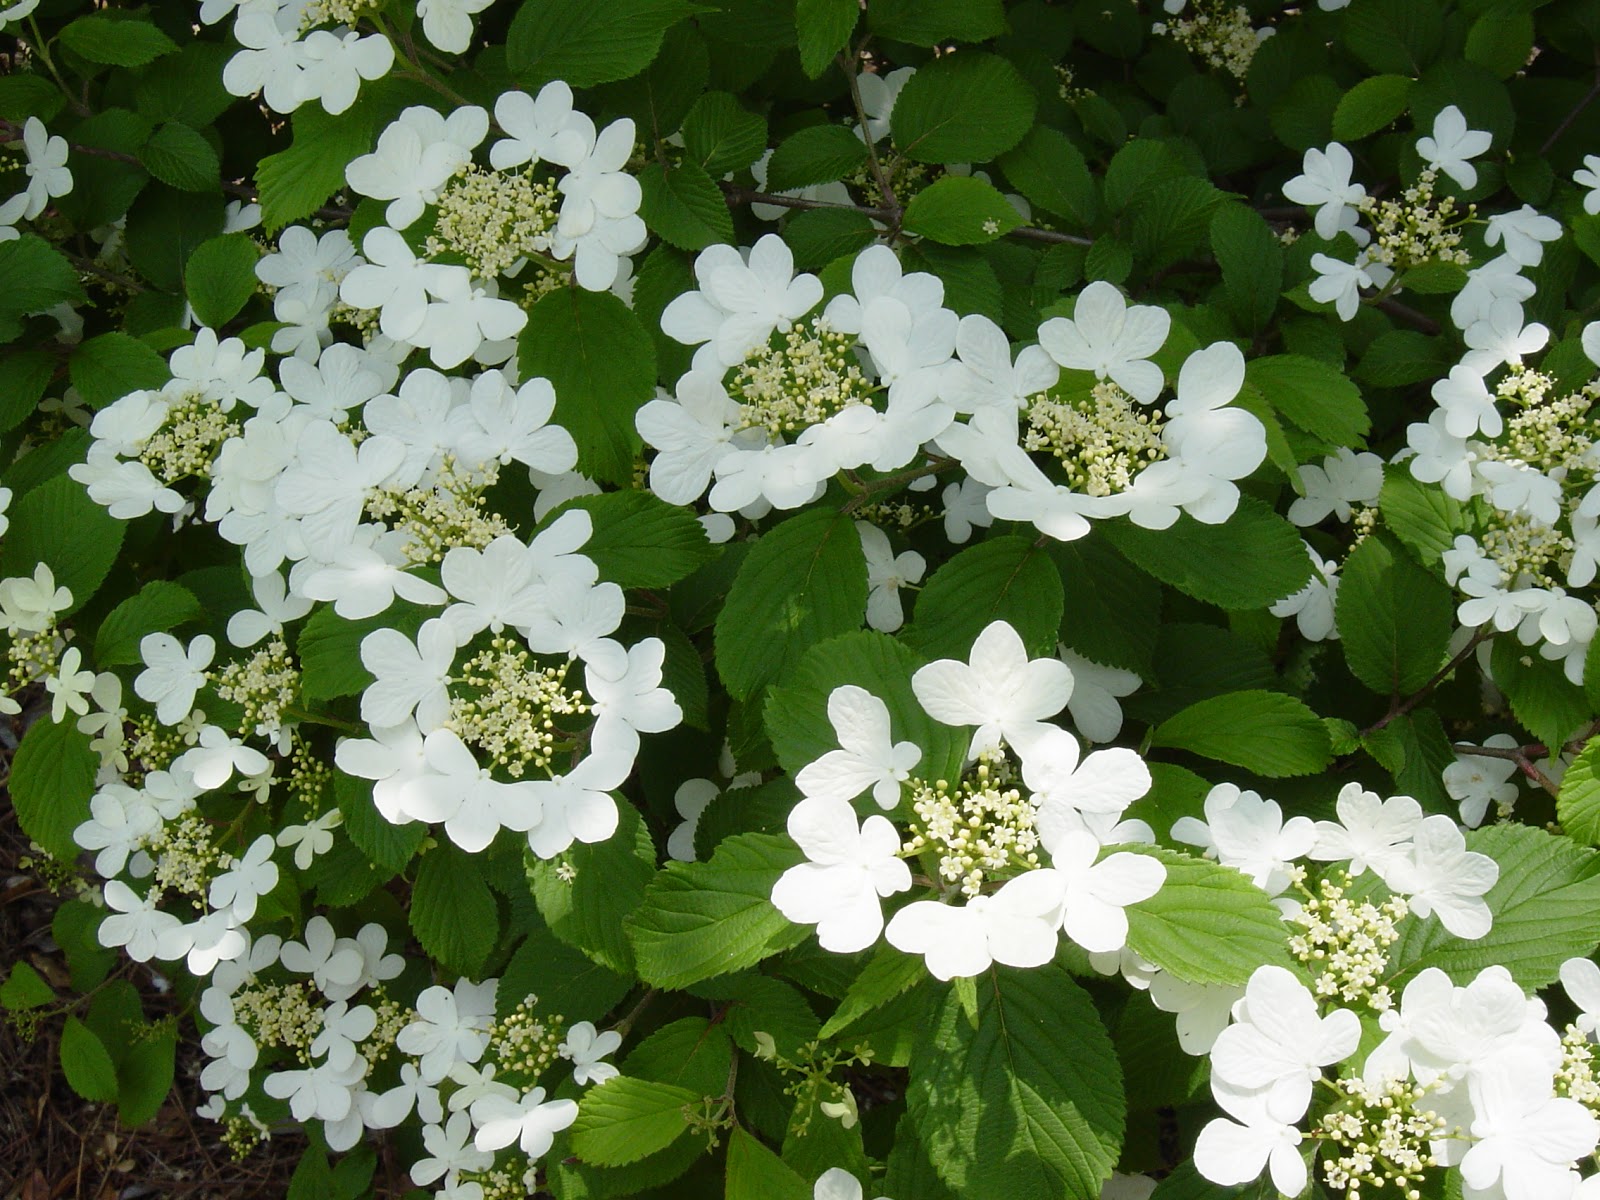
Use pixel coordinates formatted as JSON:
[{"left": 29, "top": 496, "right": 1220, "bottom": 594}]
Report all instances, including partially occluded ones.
[
  {"left": 1021, "top": 726, "right": 1152, "bottom": 847},
  {"left": 582, "top": 636, "right": 683, "bottom": 771},
  {"left": 1461, "top": 298, "right": 1549, "bottom": 376},
  {"left": 340, "top": 226, "right": 449, "bottom": 342},
  {"left": 1561, "top": 957, "right": 1600, "bottom": 1037},
  {"left": 297, "top": 27, "right": 395, "bottom": 116},
  {"left": 277, "top": 808, "right": 343, "bottom": 871},
  {"left": 176, "top": 723, "right": 271, "bottom": 790},
  {"left": 359, "top": 618, "right": 457, "bottom": 730},
  {"left": 1281, "top": 142, "right": 1366, "bottom": 241},
  {"left": 522, "top": 753, "right": 625, "bottom": 860},
  {"left": 853, "top": 66, "right": 915, "bottom": 142},
  {"left": 134, "top": 632, "right": 215, "bottom": 725},
  {"left": 667, "top": 778, "right": 720, "bottom": 862},
  {"left": 416, "top": 0, "right": 495, "bottom": 54},
  {"left": 1384, "top": 814, "right": 1498, "bottom": 938},
  {"left": 558, "top": 1021, "right": 622, "bottom": 1087},
  {"left": 942, "top": 313, "right": 1059, "bottom": 415},
  {"left": 345, "top": 105, "right": 489, "bottom": 230},
  {"left": 1415, "top": 105, "right": 1493, "bottom": 190},
  {"left": 1171, "top": 783, "right": 1315, "bottom": 897},
  {"left": 1460, "top": 1059, "right": 1597, "bottom": 1200},
  {"left": 911, "top": 619, "right": 1074, "bottom": 758},
  {"left": 1044, "top": 830, "right": 1165, "bottom": 954},
  {"left": 550, "top": 117, "right": 647, "bottom": 291},
  {"left": 1432, "top": 363, "right": 1502, "bottom": 439},
  {"left": 280, "top": 915, "right": 365, "bottom": 994},
  {"left": 1037, "top": 281, "right": 1170, "bottom": 403},
  {"left": 1193, "top": 1086, "right": 1306, "bottom": 1196},
  {"left": 1051, "top": 649, "right": 1140, "bottom": 746},
  {"left": 470, "top": 1086, "right": 579, "bottom": 1157},
  {"left": 45, "top": 646, "right": 95, "bottom": 722},
  {"left": 227, "top": 570, "right": 314, "bottom": 648},
  {"left": 74, "top": 785, "right": 161, "bottom": 878},
  {"left": 491, "top": 82, "right": 592, "bottom": 171},
  {"left": 447, "top": 372, "right": 577, "bottom": 474},
  {"left": 18, "top": 117, "right": 71, "bottom": 220},
  {"left": 941, "top": 477, "right": 993, "bottom": 544},
  {"left": 795, "top": 685, "right": 921, "bottom": 809},
  {"left": 1309, "top": 783, "right": 1422, "bottom": 879},
  {"left": 1287, "top": 447, "right": 1383, "bottom": 526},
  {"left": 771, "top": 797, "right": 912, "bottom": 953},
  {"left": 209, "top": 835, "right": 280, "bottom": 923},
  {"left": 412, "top": 1112, "right": 494, "bottom": 1186},
  {"left": 98, "top": 880, "right": 184, "bottom": 962},
  {"left": 1444, "top": 736, "right": 1521, "bottom": 828},
  {"left": 636, "top": 372, "right": 748, "bottom": 506},
  {"left": 857, "top": 522, "right": 924, "bottom": 633},
  {"left": 410, "top": 272, "right": 528, "bottom": 370},
  {"left": 1453, "top": 254, "right": 1536, "bottom": 329},
  {"left": 660, "top": 235, "right": 824, "bottom": 373},
  {"left": 884, "top": 870, "right": 1067, "bottom": 980},
  {"left": 1576, "top": 155, "right": 1600, "bottom": 216},
  {"left": 1484, "top": 204, "right": 1563, "bottom": 267},
  {"left": 1269, "top": 543, "right": 1340, "bottom": 642},
  {"left": 396, "top": 979, "right": 497, "bottom": 1084},
  {"left": 1309, "top": 252, "right": 1391, "bottom": 321},
  {"left": 0, "top": 562, "right": 72, "bottom": 633}
]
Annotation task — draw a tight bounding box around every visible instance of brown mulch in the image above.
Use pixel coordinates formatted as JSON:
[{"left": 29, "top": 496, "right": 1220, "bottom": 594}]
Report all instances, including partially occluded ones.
[{"left": 0, "top": 802, "right": 305, "bottom": 1200}]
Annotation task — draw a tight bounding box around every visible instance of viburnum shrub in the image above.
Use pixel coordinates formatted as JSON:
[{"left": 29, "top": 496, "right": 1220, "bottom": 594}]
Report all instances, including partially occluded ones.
[{"left": 11, "top": 0, "right": 1600, "bottom": 1197}]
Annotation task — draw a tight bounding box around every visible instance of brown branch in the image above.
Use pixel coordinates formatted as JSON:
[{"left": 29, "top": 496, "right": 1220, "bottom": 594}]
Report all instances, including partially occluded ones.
[
  {"left": 1360, "top": 628, "right": 1492, "bottom": 738},
  {"left": 1376, "top": 296, "right": 1442, "bottom": 336},
  {"left": 1451, "top": 740, "right": 1561, "bottom": 796},
  {"left": 1540, "top": 57, "right": 1600, "bottom": 156}
]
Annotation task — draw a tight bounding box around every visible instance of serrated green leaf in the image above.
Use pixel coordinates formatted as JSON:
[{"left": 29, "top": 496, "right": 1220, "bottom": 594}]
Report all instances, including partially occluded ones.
[
  {"left": 997, "top": 125, "right": 1098, "bottom": 230},
  {"left": 1103, "top": 498, "right": 1314, "bottom": 611},
  {"left": 1245, "top": 354, "right": 1370, "bottom": 446},
  {"left": 0, "top": 962, "right": 54, "bottom": 1011},
  {"left": 1558, "top": 740, "right": 1600, "bottom": 847},
  {"left": 1332, "top": 74, "right": 1414, "bottom": 141},
  {"left": 691, "top": 973, "right": 819, "bottom": 1057},
  {"left": 142, "top": 122, "right": 219, "bottom": 192},
  {"left": 61, "top": 1015, "right": 120, "bottom": 1103},
  {"left": 257, "top": 104, "right": 382, "bottom": 234},
  {"left": 185, "top": 234, "right": 259, "bottom": 329},
  {"left": 1124, "top": 848, "right": 1287, "bottom": 984},
  {"left": 0, "top": 476, "right": 124, "bottom": 619},
  {"left": 59, "top": 14, "right": 176, "bottom": 67},
  {"left": 498, "top": 922, "right": 632, "bottom": 1025},
  {"left": 714, "top": 509, "right": 867, "bottom": 701},
  {"left": 69, "top": 332, "right": 169, "bottom": 409},
  {"left": 1340, "top": 0, "right": 1444, "bottom": 77},
  {"left": 572, "top": 1077, "right": 699, "bottom": 1166},
  {"left": 0, "top": 350, "right": 54, "bottom": 434},
  {"left": 518, "top": 286, "right": 657, "bottom": 485},
  {"left": 908, "top": 964, "right": 1124, "bottom": 1198},
  {"left": 818, "top": 944, "right": 924, "bottom": 1039},
  {"left": 53, "top": 901, "right": 116, "bottom": 992},
  {"left": 1357, "top": 330, "right": 1452, "bottom": 387},
  {"left": 411, "top": 843, "right": 498, "bottom": 977},
  {"left": 1210, "top": 203, "right": 1283, "bottom": 334},
  {"left": 624, "top": 832, "right": 805, "bottom": 990},
  {"left": 783, "top": 207, "right": 877, "bottom": 269},
  {"left": 727, "top": 1126, "right": 812, "bottom": 1200},
  {"left": 1387, "top": 823, "right": 1600, "bottom": 989},
  {"left": 766, "top": 124, "right": 869, "bottom": 192},
  {"left": 1084, "top": 237, "right": 1134, "bottom": 285},
  {"left": 1492, "top": 638, "right": 1592, "bottom": 754},
  {"left": 0, "top": 235, "right": 86, "bottom": 338},
  {"left": 116, "top": 1018, "right": 177, "bottom": 1125},
  {"left": 625, "top": 1015, "right": 734, "bottom": 1094},
  {"left": 901, "top": 175, "right": 1023, "bottom": 245},
  {"left": 1337, "top": 534, "right": 1454, "bottom": 696},
  {"left": 547, "top": 491, "right": 715, "bottom": 589},
  {"left": 639, "top": 159, "right": 736, "bottom": 250},
  {"left": 903, "top": 535, "right": 1063, "bottom": 660},
  {"left": 335, "top": 772, "right": 424, "bottom": 874},
  {"left": 681, "top": 92, "right": 767, "bottom": 175},
  {"left": 867, "top": 0, "right": 1005, "bottom": 46},
  {"left": 891, "top": 53, "right": 1035, "bottom": 164},
  {"left": 1378, "top": 467, "right": 1466, "bottom": 567},
  {"left": 528, "top": 803, "right": 657, "bottom": 973},
  {"left": 1152, "top": 690, "right": 1333, "bottom": 777},
  {"left": 1466, "top": 10, "right": 1535, "bottom": 79},
  {"left": 1050, "top": 536, "right": 1161, "bottom": 676},
  {"left": 795, "top": 0, "right": 857, "bottom": 77},
  {"left": 1130, "top": 176, "right": 1224, "bottom": 272},
  {"left": 507, "top": 0, "right": 699, "bottom": 88},
  {"left": 94, "top": 582, "right": 201, "bottom": 667}
]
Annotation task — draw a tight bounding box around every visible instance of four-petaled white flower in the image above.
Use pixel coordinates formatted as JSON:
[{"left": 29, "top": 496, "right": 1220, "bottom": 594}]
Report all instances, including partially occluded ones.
[
  {"left": 912, "top": 620, "right": 1074, "bottom": 758},
  {"left": 1281, "top": 141, "right": 1366, "bottom": 241},
  {"left": 772, "top": 797, "right": 913, "bottom": 953},
  {"left": 1037, "top": 281, "right": 1171, "bottom": 403},
  {"left": 135, "top": 632, "right": 216, "bottom": 725},
  {"left": 858, "top": 522, "right": 925, "bottom": 634},
  {"left": 470, "top": 1085, "right": 579, "bottom": 1157},
  {"left": 558, "top": 1021, "right": 622, "bottom": 1087},
  {"left": 796, "top": 685, "right": 922, "bottom": 809},
  {"left": 1416, "top": 104, "right": 1493, "bottom": 190}
]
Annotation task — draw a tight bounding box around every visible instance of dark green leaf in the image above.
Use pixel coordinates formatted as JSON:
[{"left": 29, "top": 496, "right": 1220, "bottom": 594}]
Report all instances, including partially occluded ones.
[
  {"left": 904, "top": 535, "right": 1063, "bottom": 660},
  {"left": 1245, "top": 354, "right": 1369, "bottom": 446},
  {"left": 548, "top": 490, "right": 715, "bottom": 589},
  {"left": 891, "top": 53, "right": 1036, "bottom": 164},
  {"left": 0, "top": 235, "right": 85, "bottom": 337},
  {"left": 1124, "top": 848, "right": 1288, "bottom": 984},
  {"left": 60, "top": 1016, "right": 120, "bottom": 1103},
  {"left": 1151, "top": 690, "right": 1333, "bottom": 777},
  {"left": 142, "top": 122, "right": 219, "bottom": 192},
  {"left": 95, "top": 582, "right": 202, "bottom": 667},
  {"left": 69, "top": 333, "right": 169, "bottom": 409},
  {"left": 0, "top": 476, "right": 124, "bottom": 618},
  {"left": 507, "top": 0, "right": 700, "bottom": 87},
  {"left": 1337, "top": 534, "right": 1454, "bottom": 696},
  {"left": 726, "top": 1126, "right": 811, "bottom": 1200},
  {"left": 902, "top": 175, "right": 1024, "bottom": 245},
  {"left": 795, "top": 0, "right": 858, "bottom": 77},
  {"left": 185, "top": 235, "right": 259, "bottom": 329},
  {"left": 1210, "top": 204, "right": 1283, "bottom": 334},
  {"left": 997, "top": 126, "right": 1099, "bottom": 230},
  {"left": 766, "top": 124, "right": 869, "bottom": 192},
  {"left": 639, "top": 159, "right": 737, "bottom": 250},
  {"left": 681, "top": 92, "right": 767, "bottom": 176},
  {"left": 868, "top": 0, "right": 1005, "bottom": 46},
  {"left": 1332, "top": 75, "right": 1414, "bottom": 141},
  {"left": 59, "top": 15, "right": 176, "bottom": 67},
  {"left": 528, "top": 803, "right": 657, "bottom": 973},
  {"left": 410, "top": 843, "right": 499, "bottom": 977}
]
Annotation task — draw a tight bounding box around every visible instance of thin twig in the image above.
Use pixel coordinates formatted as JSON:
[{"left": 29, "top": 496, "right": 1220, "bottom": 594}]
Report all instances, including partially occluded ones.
[
  {"left": 840, "top": 51, "right": 900, "bottom": 227},
  {"left": 720, "top": 185, "right": 1092, "bottom": 247},
  {"left": 1541, "top": 58, "right": 1600, "bottom": 156},
  {"left": 1360, "top": 628, "right": 1492, "bottom": 737}
]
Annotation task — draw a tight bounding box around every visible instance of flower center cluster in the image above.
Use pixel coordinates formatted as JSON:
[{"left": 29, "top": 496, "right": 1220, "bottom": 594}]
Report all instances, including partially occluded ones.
[
  {"left": 448, "top": 639, "right": 588, "bottom": 776},
  {"left": 364, "top": 456, "right": 511, "bottom": 564},
  {"left": 298, "top": 0, "right": 381, "bottom": 30},
  {"left": 1024, "top": 380, "right": 1166, "bottom": 497},
  {"left": 1313, "top": 1076, "right": 1445, "bottom": 1200},
  {"left": 426, "top": 167, "right": 560, "bottom": 280},
  {"left": 213, "top": 638, "right": 299, "bottom": 741},
  {"left": 139, "top": 393, "right": 238, "bottom": 485},
  {"left": 731, "top": 316, "right": 872, "bottom": 435},
  {"left": 234, "top": 981, "right": 323, "bottom": 1062},
  {"left": 488, "top": 993, "right": 566, "bottom": 1082},
  {"left": 1288, "top": 871, "right": 1407, "bottom": 1010},
  {"left": 1480, "top": 509, "right": 1574, "bottom": 587},
  {"left": 1357, "top": 170, "right": 1472, "bottom": 272},
  {"left": 1152, "top": 2, "right": 1268, "bottom": 81},
  {"left": 902, "top": 752, "right": 1041, "bottom": 897},
  {"left": 1556, "top": 1025, "right": 1600, "bottom": 1113},
  {"left": 1497, "top": 373, "right": 1598, "bottom": 476},
  {"left": 150, "top": 811, "right": 226, "bottom": 900}
]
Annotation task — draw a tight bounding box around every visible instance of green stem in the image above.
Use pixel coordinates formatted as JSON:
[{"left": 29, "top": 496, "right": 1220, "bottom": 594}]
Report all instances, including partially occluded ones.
[{"left": 282, "top": 705, "right": 363, "bottom": 735}]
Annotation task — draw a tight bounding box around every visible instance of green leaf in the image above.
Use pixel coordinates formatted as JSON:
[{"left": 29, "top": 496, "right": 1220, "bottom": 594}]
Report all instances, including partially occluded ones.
[
  {"left": 528, "top": 803, "right": 657, "bottom": 973},
  {"left": 903, "top": 535, "right": 1063, "bottom": 660},
  {"left": 908, "top": 964, "right": 1124, "bottom": 1198},
  {"left": 1332, "top": 74, "right": 1414, "bottom": 141},
  {"left": 1558, "top": 740, "right": 1600, "bottom": 848},
  {"left": 997, "top": 126, "right": 1098, "bottom": 230},
  {"left": 1466, "top": 10, "right": 1535, "bottom": 79},
  {"left": 297, "top": 603, "right": 426, "bottom": 701},
  {"left": 116, "top": 1019, "right": 177, "bottom": 1125},
  {"left": 692, "top": 973, "right": 820, "bottom": 1056},
  {"left": 818, "top": 944, "right": 925, "bottom": 1039},
  {"left": 1378, "top": 467, "right": 1466, "bottom": 566},
  {"left": 257, "top": 104, "right": 383, "bottom": 234},
  {"left": 0, "top": 476, "right": 124, "bottom": 619},
  {"left": 1124, "top": 849, "right": 1288, "bottom": 984},
  {"left": 0, "top": 962, "right": 54, "bottom": 1011},
  {"left": 1210, "top": 204, "right": 1283, "bottom": 334},
  {"left": 507, "top": 0, "right": 699, "bottom": 87},
  {"left": 681, "top": 92, "right": 767, "bottom": 176},
  {"left": 142, "top": 122, "right": 219, "bottom": 192},
  {"left": 1387, "top": 824, "right": 1600, "bottom": 989},
  {"left": 0, "top": 350, "right": 53, "bottom": 434},
  {"left": 714, "top": 509, "right": 867, "bottom": 702},
  {"left": 59, "top": 14, "right": 176, "bottom": 67},
  {"left": 795, "top": 0, "right": 857, "bottom": 77},
  {"left": 1050, "top": 536, "right": 1160, "bottom": 675},
  {"left": 867, "top": 0, "right": 1005, "bottom": 46},
  {"left": 1492, "top": 638, "right": 1592, "bottom": 754},
  {"left": 185, "top": 234, "right": 259, "bottom": 329},
  {"left": 69, "top": 333, "right": 169, "bottom": 409},
  {"left": 726, "top": 1126, "right": 812, "bottom": 1200},
  {"left": 1400, "top": 261, "right": 1468, "bottom": 295},
  {"left": 766, "top": 125, "right": 869, "bottom": 192},
  {"left": 335, "top": 773, "right": 425, "bottom": 874},
  {"left": 902, "top": 175, "right": 1023, "bottom": 245},
  {"left": 890, "top": 53, "right": 1036, "bottom": 164},
  {"left": 1357, "top": 330, "right": 1453, "bottom": 387},
  {"left": 625, "top": 1015, "right": 734, "bottom": 1094},
  {"left": 1130, "top": 177, "right": 1224, "bottom": 272},
  {"left": 572, "top": 1077, "right": 699, "bottom": 1166},
  {"left": 1337, "top": 534, "right": 1454, "bottom": 697},
  {"left": 1083, "top": 237, "right": 1134, "bottom": 285},
  {"left": 549, "top": 491, "right": 715, "bottom": 588},
  {"left": 1151, "top": 690, "right": 1333, "bottom": 777},
  {"left": 766, "top": 630, "right": 968, "bottom": 795},
  {"left": 639, "top": 159, "right": 737, "bottom": 250},
  {"left": 784, "top": 207, "right": 877, "bottom": 269},
  {"left": 625, "top": 832, "right": 806, "bottom": 990},
  {"left": 0, "top": 235, "right": 86, "bottom": 337},
  {"left": 1102, "top": 498, "right": 1314, "bottom": 611},
  {"left": 498, "top": 922, "right": 632, "bottom": 1025},
  {"left": 1340, "top": 0, "right": 1444, "bottom": 77},
  {"left": 61, "top": 1016, "right": 120, "bottom": 1103},
  {"left": 53, "top": 900, "right": 116, "bottom": 991},
  {"left": 410, "top": 843, "right": 499, "bottom": 977},
  {"left": 95, "top": 582, "right": 202, "bottom": 667},
  {"left": 518, "top": 287, "right": 657, "bottom": 485},
  {"left": 1245, "top": 354, "right": 1370, "bottom": 446},
  {"left": 124, "top": 185, "right": 224, "bottom": 293}
]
